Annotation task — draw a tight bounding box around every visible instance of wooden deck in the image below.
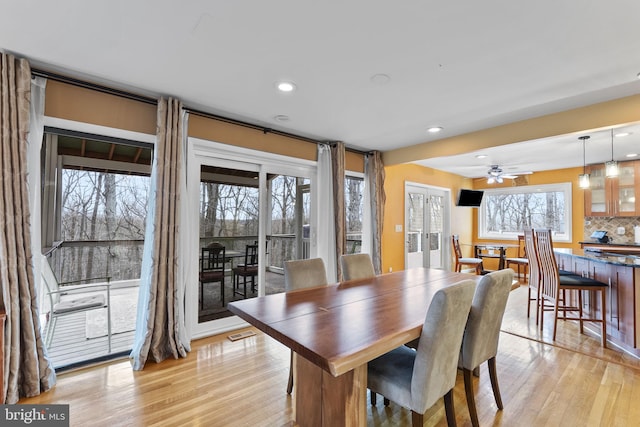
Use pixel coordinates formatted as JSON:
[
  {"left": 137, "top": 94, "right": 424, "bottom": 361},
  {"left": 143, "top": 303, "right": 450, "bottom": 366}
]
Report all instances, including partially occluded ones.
[{"left": 45, "top": 271, "right": 286, "bottom": 370}]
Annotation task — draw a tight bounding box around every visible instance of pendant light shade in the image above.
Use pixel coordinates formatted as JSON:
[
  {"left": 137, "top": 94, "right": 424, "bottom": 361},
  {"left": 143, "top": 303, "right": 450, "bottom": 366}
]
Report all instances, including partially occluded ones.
[
  {"left": 578, "top": 135, "right": 590, "bottom": 189},
  {"left": 605, "top": 129, "right": 619, "bottom": 177}
]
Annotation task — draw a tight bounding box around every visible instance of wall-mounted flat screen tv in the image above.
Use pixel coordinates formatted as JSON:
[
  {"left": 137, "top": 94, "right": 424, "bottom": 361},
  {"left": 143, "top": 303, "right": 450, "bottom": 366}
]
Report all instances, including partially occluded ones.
[{"left": 456, "top": 189, "right": 484, "bottom": 207}]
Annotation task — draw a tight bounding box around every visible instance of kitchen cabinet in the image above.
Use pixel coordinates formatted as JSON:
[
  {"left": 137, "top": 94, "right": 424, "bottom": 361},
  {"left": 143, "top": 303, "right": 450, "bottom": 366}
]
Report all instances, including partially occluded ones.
[
  {"left": 555, "top": 251, "right": 640, "bottom": 354},
  {"left": 585, "top": 160, "right": 640, "bottom": 217}
]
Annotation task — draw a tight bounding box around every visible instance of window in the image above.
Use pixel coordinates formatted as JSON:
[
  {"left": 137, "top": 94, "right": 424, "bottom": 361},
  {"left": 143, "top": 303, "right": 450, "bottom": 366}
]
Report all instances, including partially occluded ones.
[
  {"left": 43, "top": 132, "right": 152, "bottom": 283},
  {"left": 345, "top": 175, "right": 364, "bottom": 253},
  {"left": 478, "top": 183, "right": 572, "bottom": 242}
]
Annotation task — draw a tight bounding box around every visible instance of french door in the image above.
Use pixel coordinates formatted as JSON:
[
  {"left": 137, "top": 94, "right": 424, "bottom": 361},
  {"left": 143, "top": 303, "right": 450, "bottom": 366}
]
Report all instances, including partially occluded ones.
[{"left": 405, "top": 183, "right": 450, "bottom": 270}]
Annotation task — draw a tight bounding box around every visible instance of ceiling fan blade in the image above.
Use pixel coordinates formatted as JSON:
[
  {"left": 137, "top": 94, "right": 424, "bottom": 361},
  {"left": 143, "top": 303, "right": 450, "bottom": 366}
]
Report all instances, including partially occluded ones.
[{"left": 502, "top": 171, "right": 533, "bottom": 178}]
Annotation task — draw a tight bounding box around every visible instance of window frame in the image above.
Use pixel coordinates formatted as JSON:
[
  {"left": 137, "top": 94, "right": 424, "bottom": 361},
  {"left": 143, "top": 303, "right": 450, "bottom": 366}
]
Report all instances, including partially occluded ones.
[{"left": 478, "top": 182, "right": 573, "bottom": 243}]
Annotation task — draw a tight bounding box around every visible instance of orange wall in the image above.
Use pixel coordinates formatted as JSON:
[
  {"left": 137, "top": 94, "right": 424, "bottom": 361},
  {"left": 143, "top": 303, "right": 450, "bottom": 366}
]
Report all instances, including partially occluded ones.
[
  {"left": 44, "top": 81, "right": 366, "bottom": 172},
  {"left": 382, "top": 163, "right": 474, "bottom": 273},
  {"left": 45, "top": 80, "right": 157, "bottom": 135}
]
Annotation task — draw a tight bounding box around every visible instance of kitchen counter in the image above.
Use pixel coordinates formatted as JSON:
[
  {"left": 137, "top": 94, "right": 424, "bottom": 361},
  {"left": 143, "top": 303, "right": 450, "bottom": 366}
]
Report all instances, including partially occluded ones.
[
  {"left": 554, "top": 248, "right": 640, "bottom": 357},
  {"left": 579, "top": 241, "right": 640, "bottom": 254},
  {"left": 555, "top": 247, "right": 640, "bottom": 268}
]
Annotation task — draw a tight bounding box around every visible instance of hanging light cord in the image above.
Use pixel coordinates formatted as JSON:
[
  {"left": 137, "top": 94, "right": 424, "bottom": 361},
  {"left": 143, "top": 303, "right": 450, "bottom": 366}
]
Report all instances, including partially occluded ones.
[{"left": 610, "top": 129, "right": 614, "bottom": 161}]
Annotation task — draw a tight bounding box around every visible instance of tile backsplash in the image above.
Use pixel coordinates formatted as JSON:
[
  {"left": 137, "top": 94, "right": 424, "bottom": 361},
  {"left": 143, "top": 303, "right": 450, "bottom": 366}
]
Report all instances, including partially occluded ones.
[{"left": 584, "top": 216, "right": 640, "bottom": 244}]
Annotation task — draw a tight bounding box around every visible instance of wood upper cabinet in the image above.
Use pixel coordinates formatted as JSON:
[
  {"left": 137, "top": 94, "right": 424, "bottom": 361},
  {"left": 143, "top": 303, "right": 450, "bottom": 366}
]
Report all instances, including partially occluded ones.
[{"left": 585, "top": 160, "right": 640, "bottom": 217}]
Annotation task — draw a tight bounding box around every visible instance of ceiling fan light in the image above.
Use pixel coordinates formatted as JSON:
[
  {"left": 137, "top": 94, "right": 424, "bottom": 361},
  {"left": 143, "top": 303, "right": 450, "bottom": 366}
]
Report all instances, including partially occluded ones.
[
  {"left": 578, "top": 173, "right": 590, "bottom": 189},
  {"left": 487, "top": 177, "right": 495, "bottom": 184}
]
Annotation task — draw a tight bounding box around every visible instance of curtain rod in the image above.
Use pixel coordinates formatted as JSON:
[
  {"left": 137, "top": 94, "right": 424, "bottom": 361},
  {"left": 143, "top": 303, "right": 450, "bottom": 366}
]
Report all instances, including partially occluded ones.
[
  {"left": 31, "top": 68, "right": 158, "bottom": 105},
  {"left": 32, "top": 67, "right": 368, "bottom": 155}
]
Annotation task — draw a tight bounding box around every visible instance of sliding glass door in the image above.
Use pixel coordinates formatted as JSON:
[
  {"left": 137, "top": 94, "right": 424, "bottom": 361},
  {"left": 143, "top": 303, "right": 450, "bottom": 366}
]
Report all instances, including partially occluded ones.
[{"left": 187, "top": 138, "right": 316, "bottom": 337}]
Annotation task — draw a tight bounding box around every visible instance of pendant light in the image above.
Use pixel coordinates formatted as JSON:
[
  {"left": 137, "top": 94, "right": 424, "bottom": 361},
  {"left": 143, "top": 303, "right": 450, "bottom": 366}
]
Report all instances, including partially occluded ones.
[
  {"left": 605, "top": 128, "right": 619, "bottom": 177},
  {"left": 578, "top": 136, "right": 590, "bottom": 189}
]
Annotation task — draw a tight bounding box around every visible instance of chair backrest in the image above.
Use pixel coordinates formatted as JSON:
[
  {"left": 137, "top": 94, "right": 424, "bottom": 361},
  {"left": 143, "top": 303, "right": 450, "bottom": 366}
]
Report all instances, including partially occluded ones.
[
  {"left": 284, "top": 258, "right": 328, "bottom": 291},
  {"left": 243, "top": 244, "right": 258, "bottom": 268},
  {"left": 452, "top": 235, "right": 463, "bottom": 259},
  {"left": 340, "top": 253, "right": 375, "bottom": 281},
  {"left": 201, "top": 246, "right": 226, "bottom": 273},
  {"left": 523, "top": 229, "right": 540, "bottom": 290},
  {"left": 41, "top": 254, "right": 60, "bottom": 308},
  {"left": 534, "top": 228, "right": 559, "bottom": 301},
  {"left": 411, "top": 279, "right": 476, "bottom": 413},
  {"left": 461, "top": 269, "right": 514, "bottom": 370},
  {"left": 516, "top": 234, "right": 526, "bottom": 258}
]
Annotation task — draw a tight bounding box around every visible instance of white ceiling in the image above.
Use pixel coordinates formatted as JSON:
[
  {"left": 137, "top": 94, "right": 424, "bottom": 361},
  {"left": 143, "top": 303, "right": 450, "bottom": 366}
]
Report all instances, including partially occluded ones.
[{"left": 2, "top": 1, "right": 640, "bottom": 174}]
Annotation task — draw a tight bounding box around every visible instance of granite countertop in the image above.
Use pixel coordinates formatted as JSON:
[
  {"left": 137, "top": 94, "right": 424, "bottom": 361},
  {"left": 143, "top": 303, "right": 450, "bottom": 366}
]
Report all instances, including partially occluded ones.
[
  {"left": 579, "top": 241, "right": 640, "bottom": 247},
  {"left": 555, "top": 247, "right": 640, "bottom": 267}
]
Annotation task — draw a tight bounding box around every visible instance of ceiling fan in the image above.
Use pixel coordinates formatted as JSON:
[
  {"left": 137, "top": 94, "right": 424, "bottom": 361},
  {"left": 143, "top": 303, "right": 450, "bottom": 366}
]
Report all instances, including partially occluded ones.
[{"left": 486, "top": 165, "right": 532, "bottom": 184}]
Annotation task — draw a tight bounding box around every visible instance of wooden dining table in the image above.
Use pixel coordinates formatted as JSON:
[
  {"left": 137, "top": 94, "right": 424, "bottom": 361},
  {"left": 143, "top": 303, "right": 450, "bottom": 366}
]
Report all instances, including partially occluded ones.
[{"left": 227, "top": 267, "right": 477, "bottom": 427}]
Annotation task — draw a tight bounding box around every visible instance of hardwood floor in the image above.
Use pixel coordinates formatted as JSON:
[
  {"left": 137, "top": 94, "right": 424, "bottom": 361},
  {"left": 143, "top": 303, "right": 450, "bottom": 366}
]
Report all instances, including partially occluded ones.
[{"left": 22, "top": 283, "right": 640, "bottom": 426}]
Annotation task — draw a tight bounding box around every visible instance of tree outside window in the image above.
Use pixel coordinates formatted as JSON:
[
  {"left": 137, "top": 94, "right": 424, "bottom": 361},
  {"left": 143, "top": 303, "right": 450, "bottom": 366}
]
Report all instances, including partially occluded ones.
[{"left": 479, "top": 183, "right": 572, "bottom": 242}]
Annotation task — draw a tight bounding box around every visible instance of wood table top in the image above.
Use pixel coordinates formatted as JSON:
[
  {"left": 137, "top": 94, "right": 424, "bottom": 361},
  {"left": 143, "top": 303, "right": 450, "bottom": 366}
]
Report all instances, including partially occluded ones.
[{"left": 228, "top": 268, "right": 476, "bottom": 376}]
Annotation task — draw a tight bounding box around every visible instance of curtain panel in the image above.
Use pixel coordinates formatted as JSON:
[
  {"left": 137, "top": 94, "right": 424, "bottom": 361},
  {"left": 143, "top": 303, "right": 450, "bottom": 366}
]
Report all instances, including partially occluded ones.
[
  {"left": 330, "top": 142, "right": 346, "bottom": 281},
  {"left": 316, "top": 144, "right": 337, "bottom": 282},
  {"left": 365, "top": 151, "right": 386, "bottom": 274},
  {"left": 0, "top": 53, "right": 55, "bottom": 403},
  {"left": 130, "top": 97, "right": 189, "bottom": 370}
]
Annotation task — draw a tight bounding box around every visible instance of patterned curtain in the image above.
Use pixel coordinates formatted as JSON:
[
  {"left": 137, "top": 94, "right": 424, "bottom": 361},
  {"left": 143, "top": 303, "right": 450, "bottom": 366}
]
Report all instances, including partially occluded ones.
[
  {"left": 130, "top": 97, "right": 190, "bottom": 370},
  {"left": 0, "top": 53, "right": 55, "bottom": 403},
  {"left": 331, "top": 142, "right": 346, "bottom": 281},
  {"left": 365, "top": 151, "right": 386, "bottom": 274}
]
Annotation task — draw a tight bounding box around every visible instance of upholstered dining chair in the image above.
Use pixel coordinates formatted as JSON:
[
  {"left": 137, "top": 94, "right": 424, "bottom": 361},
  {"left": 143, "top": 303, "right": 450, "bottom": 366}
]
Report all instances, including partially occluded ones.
[
  {"left": 340, "top": 253, "right": 375, "bottom": 281},
  {"left": 367, "top": 279, "right": 476, "bottom": 427},
  {"left": 283, "top": 258, "right": 328, "bottom": 394},
  {"left": 452, "top": 235, "right": 484, "bottom": 275},
  {"left": 505, "top": 235, "right": 528, "bottom": 279},
  {"left": 460, "top": 268, "right": 514, "bottom": 427}
]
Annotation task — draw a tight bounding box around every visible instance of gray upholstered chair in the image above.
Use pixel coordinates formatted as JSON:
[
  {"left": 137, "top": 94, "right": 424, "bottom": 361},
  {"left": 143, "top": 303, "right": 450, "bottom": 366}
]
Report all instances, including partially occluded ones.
[
  {"left": 283, "top": 258, "right": 328, "bottom": 394},
  {"left": 460, "top": 268, "right": 514, "bottom": 427},
  {"left": 367, "top": 279, "right": 476, "bottom": 427},
  {"left": 340, "top": 253, "right": 375, "bottom": 281}
]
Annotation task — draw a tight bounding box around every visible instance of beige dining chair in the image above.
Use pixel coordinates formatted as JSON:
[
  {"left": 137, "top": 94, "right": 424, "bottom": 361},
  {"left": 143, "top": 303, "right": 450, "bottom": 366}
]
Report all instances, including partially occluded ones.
[
  {"left": 367, "top": 279, "right": 476, "bottom": 427},
  {"left": 340, "top": 253, "right": 375, "bottom": 281},
  {"left": 283, "top": 258, "right": 328, "bottom": 394},
  {"left": 460, "top": 268, "right": 514, "bottom": 427}
]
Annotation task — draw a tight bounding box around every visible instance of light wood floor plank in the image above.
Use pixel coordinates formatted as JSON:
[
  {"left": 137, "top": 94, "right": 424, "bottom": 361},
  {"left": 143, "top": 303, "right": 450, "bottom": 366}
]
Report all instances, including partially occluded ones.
[{"left": 20, "top": 283, "right": 640, "bottom": 426}]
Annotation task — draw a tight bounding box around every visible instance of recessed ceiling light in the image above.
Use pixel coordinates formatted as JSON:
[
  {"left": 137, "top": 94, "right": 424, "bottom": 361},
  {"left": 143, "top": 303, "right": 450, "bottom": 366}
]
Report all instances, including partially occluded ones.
[
  {"left": 370, "top": 73, "right": 391, "bottom": 85},
  {"left": 626, "top": 153, "right": 638, "bottom": 158},
  {"left": 615, "top": 132, "right": 631, "bottom": 137},
  {"left": 475, "top": 154, "right": 488, "bottom": 159},
  {"left": 427, "top": 126, "right": 443, "bottom": 133},
  {"left": 276, "top": 81, "right": 296, "bottom": 92},
  {"left": 273, "top": 115, "right": 290, "bottom": 122}
]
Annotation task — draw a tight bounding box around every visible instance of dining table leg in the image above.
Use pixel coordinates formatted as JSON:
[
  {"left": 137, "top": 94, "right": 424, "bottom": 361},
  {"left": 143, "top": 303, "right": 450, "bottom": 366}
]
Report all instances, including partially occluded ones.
[{"left": 294, "top": 354, "right": 367, "bottom": 427}]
